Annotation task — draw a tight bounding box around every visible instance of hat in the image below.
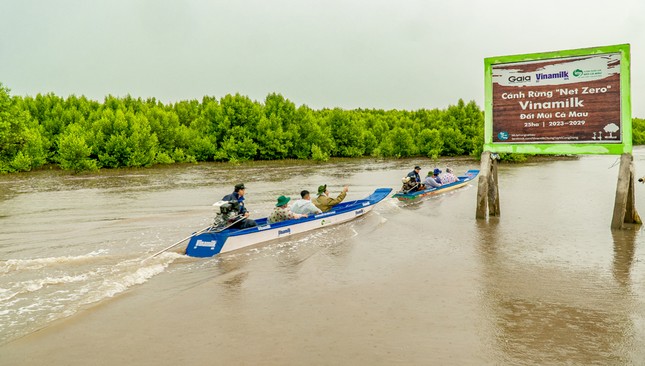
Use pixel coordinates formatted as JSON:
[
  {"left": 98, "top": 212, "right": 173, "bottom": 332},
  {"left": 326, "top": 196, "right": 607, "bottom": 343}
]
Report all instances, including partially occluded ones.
[
  {"left": 414, "top": 165, "right": 421, "bottom": 170},
  {"left": 317, "top": 185, "right": 327, "bottom": 195},
  {"left": 433, "top": 168, "right": 442, "bottom": 175},
  {"left": 276, "top": 195, "right": 291, "bottom": 207},
  {"left": 402, "top": 177, "right": 411, "bottom": 183},
  {"left": 234, "top": 183, "right": 245, "bottom": 191}
]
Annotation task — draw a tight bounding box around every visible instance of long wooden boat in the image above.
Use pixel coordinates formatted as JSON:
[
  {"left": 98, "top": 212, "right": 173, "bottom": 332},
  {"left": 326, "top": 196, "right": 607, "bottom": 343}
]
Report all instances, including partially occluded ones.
[
  {"left": 185, "top": 188, "right": 393, "bottom": 258},
  {"left": 392, "top": 169, "right": 479, "bottom": 201}
]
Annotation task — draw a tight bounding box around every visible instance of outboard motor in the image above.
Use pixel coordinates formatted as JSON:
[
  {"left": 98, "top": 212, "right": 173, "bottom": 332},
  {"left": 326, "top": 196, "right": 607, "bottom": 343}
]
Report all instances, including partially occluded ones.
[{"left": 212, "top": 200, "right": 241, "bottom": 229}]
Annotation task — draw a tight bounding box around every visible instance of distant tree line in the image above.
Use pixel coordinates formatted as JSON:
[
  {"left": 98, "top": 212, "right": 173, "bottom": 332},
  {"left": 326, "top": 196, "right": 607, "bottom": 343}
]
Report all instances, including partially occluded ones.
[{"left": 1, "top": 82, "right": 643, "bottom": 173}]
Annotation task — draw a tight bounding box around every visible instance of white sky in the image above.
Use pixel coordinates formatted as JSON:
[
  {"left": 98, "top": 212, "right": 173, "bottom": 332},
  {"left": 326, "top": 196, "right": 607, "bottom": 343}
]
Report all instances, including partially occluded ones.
[{"left": 1, "top": 0, "right": 644, "bottom": 116}]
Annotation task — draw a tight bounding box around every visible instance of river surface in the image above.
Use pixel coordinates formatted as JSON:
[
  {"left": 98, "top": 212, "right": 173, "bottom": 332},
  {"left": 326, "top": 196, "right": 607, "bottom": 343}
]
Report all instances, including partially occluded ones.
[{"left": 0, "top": 152, "right": 644, "bottom": 365}]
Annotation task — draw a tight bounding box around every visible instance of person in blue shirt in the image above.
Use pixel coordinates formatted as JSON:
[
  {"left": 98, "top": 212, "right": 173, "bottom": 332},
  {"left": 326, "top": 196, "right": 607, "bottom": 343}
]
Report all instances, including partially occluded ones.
[
  {"left": 424, "top": 171, "right": 442, "bottom": 188},
  {"left": 432, "top": 168, "right": 443, "bottom": 184},
  {"left": 221, "top": 183, "right": 257, "bottom": 229}
]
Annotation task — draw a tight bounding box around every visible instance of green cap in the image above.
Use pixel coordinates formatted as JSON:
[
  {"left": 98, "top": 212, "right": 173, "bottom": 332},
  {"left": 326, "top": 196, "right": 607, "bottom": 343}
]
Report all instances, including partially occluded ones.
[
  {"left": 317, "top": 185, "right": 327, "bottom": 195},
  {"left": 276, "top": 195, "right": 291, "bottom": 207}
]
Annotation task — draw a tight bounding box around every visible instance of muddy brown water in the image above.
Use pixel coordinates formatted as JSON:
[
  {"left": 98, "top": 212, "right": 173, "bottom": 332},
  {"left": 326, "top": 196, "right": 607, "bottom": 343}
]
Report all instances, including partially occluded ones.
[{"left": 0, "top": 153, "right": 644, "bottom": 365}]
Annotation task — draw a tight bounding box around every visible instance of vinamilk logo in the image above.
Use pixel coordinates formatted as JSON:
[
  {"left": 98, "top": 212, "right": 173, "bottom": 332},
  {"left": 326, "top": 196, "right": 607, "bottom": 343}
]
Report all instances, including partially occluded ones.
[{"left": 573, "top": 69, "right": 583, "bottom": 77}]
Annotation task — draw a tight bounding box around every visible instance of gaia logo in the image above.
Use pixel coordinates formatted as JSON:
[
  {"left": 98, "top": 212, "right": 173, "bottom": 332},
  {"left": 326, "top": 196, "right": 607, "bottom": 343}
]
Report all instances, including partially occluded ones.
[
  {"left": 508, "top": 75, "right": 531, "bottom": 83},
  {"left": 573, "top": 69, "right": 583, "bottom": 77},
  {"left": 498, "top": 131, "right": 509, "bottom": 141}
]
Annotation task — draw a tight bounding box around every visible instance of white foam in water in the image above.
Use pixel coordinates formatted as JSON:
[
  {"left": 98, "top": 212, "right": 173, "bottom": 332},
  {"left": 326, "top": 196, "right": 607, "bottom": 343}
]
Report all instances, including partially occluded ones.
[
  {"left": 84, "top": 253, "right": 181, "bottom": 302},
  {"left": 0, "top": 272, "right": 99, "bottom": 303},
  {"left": 0, "top": 249, "right": 109, "bottom": 274},
  {"left": 0, "top": 251, "right": 181, "bottom": 345}
]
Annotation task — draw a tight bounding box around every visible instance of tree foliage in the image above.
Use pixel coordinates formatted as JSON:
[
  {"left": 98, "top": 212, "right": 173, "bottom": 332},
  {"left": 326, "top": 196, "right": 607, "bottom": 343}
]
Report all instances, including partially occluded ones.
[{"left": 5, "top": 81, "right": 642, "bottom": 173}]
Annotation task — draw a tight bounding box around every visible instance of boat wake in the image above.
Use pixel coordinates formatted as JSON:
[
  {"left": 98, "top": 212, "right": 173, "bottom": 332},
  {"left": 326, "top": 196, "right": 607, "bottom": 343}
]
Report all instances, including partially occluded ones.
[
  {"left": 198, "top": 212, "right": 387, "bottom": 271},
  {"left": 0, "top": 249, "right": 109, "bottom": 274},
  {"left": 0, "top": 250, "right": 182, "bottom": 345}
]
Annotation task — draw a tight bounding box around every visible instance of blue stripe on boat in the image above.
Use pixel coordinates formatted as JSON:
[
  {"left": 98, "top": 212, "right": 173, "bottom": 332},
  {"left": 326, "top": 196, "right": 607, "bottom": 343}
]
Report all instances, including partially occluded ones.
[
  {"left": 186, "top": 187, "right": 392, "bottom": 258},
  {"left": 392, "top": 169, "right": 479, "bottom": 201}
]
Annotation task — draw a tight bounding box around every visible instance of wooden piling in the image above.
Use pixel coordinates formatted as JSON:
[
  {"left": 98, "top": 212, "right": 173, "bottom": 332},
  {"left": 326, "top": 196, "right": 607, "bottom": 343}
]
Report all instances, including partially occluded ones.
[
  {"left": 488, "top": 155, "right": 500, "bottom": 217},
  {"left": 611, "top": 153, "right": 642, "bottom": 229},
  {"left": 476, "top": 151, "right": 499, "bottom": 220}
]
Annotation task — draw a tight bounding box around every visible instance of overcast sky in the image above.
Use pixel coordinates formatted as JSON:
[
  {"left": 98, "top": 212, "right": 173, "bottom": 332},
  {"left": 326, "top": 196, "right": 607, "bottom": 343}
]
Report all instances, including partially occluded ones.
[{"left": 1, "top": 0, "right": 644, "bottom": 115}]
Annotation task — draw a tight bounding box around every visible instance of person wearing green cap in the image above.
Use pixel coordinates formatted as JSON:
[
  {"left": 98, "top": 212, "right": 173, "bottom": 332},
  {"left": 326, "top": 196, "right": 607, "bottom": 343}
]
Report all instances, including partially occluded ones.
[
  {"left": 423, "top": 171, "right": 442, "bottom": 188},
  {"left": 268, "top": 195, "right": 308, "bottom": 224},
  {"left": 312, "top": 184, "right": 348, "bottom": 212}
]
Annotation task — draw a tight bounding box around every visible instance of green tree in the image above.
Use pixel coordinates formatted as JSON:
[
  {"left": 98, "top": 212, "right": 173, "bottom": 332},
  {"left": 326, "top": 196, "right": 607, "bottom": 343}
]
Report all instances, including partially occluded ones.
[
  {"left": 439, "top": 127, "right": 466, "bottom": 156},
  {"left": 633, "top": 118, "right": 645, "bottom": 145},
  {"left": 90, "top": 109, "right": 158, "bottom": 168},
  {"left": 417, "top": 128, "right": 443, "bottom": 158},
  {"left": 376, "top": 127, "right": 416, "bottom": 158},
  {"left": 0, "top": 82, "right": 501, "bottom": 172},
  {"left": 329, "top": 109, "right": 364, "bottom": 157},
  {"left": 0, "top": 84, "right": 47, "bottom": 172},
  {"left": 255, "top": 116, "right": 290, "bottom": 159},
  {"left": 57, "top": 124, "right": 98, "bottom": 172}
]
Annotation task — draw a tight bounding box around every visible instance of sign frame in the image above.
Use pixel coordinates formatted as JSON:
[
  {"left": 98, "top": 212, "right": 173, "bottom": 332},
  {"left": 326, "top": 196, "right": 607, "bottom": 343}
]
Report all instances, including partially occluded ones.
[{"left": 484, "top": 44, "right": 631, "bottom": 155}]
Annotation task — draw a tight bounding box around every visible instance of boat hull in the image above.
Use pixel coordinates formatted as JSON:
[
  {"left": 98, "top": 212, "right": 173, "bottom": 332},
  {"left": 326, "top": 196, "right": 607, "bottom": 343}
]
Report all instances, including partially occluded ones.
[
  {"left": 392, "top": 169, "right": 479, "bottom": 201},
  {"left": 186, "top": 188, "right": 392, "bottom": 258}
]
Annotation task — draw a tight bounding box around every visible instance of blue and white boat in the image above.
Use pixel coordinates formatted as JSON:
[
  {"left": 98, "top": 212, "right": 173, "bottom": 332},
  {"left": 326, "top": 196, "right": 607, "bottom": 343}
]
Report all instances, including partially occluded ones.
[
  {"left": 185, "top": 188, "right": 392, "bottom": 258},
  {"left": 392, "top": 169, "right": 479, "bottom": 201}
]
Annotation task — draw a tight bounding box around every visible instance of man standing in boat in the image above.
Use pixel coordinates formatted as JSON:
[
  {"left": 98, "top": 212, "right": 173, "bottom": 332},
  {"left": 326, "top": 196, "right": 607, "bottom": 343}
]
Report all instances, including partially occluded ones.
[
  {"left": 313, "top": 184, "right": 348, "bottom": 212},
  {"left": 222, "top": 183, "right": 257, "bottom": 229}
]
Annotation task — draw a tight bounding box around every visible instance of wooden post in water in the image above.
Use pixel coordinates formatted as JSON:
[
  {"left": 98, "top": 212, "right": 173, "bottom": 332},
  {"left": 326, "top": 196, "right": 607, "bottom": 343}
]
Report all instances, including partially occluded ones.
[
  {"left": 611, "top": 153, "right": 642, "bottom": 229},
  {"left": 476, "top": 151, "right": 500, "bottom": 220}
]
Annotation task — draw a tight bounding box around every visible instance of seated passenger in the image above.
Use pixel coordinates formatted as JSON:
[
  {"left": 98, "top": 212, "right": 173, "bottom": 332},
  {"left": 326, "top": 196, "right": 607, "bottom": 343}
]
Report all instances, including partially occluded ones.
[
  {"left": 439, "top": 167, "right": 459, "bottom": 184},
  {"left": 424, "top": 172, "right": 442, "bottom": 188},
  {"left": 268, "top": 195, "right": 307, "bottom": 224},
  {"left": 291, "top": 190, "right": 322, "bottom": 215},
  {"left": 313, "top": 184, "right": 348, "bottom": 212},
  {"left": 432, "top": 168, "right": 443, "bottom": 184}
]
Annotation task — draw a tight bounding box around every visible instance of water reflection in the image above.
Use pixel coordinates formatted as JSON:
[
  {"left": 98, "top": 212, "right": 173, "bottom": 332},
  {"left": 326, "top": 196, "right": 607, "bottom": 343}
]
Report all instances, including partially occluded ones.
[
  {"left": 208, "top": 255, "right": 251, "bottom": 294},
  {"left": 611, "top": 228, "right": 638, "bottom": 289},
  {"left": 476, "top": 221, "right": 635, "bottom": 364}
]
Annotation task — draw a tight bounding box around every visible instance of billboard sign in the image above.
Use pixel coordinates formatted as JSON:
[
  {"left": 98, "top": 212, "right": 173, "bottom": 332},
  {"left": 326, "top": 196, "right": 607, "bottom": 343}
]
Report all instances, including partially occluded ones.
[{"left": 484, "top": 44, "right": 631, "bottom": 154}]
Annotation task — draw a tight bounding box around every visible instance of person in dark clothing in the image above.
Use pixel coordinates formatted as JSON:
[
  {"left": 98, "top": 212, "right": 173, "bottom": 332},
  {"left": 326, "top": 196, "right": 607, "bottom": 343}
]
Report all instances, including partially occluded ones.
[
  {"left": 404, "top": 166, "right": 424, "bottom": 192},
  {"left": 221, "top": 183, "right": 257, "bottom": 229},
  {"left": 432, "top": 168, "right": 443, "bottom": 184},
  {"left": 407, "top": 166, "right": 422, "bottom": 185}
]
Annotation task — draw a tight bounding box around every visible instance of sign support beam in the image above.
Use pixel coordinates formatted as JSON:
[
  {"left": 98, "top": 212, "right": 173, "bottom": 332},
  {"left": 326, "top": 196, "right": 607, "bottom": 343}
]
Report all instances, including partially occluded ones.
[
  {"left": 476, "top": 151, "right": 500, "bottom": 220},
  {"left": 611, "top": 153, "right": 642, "bottom": 229}
]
